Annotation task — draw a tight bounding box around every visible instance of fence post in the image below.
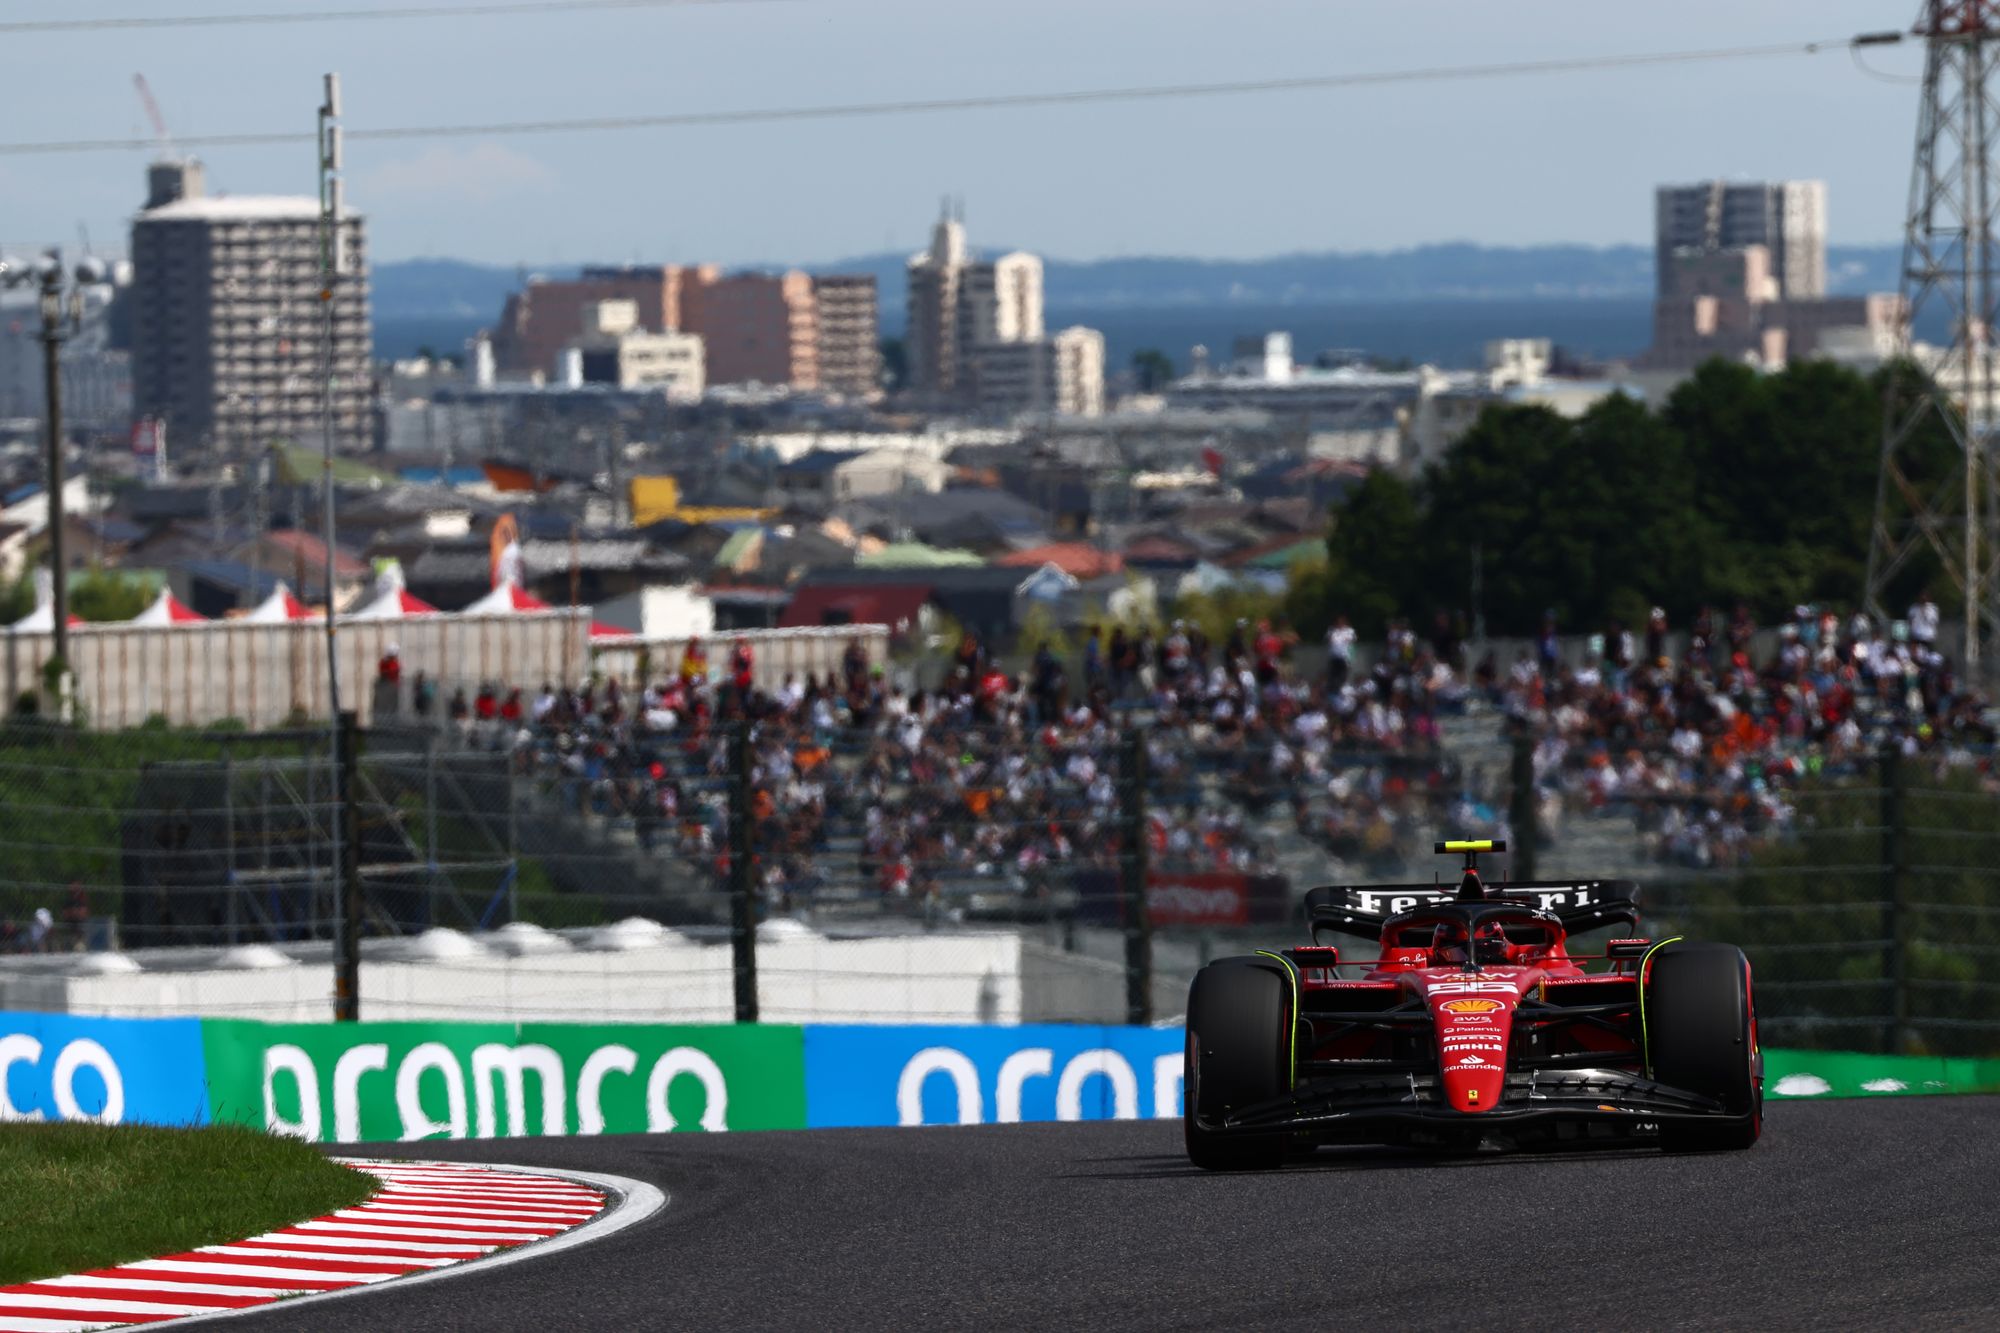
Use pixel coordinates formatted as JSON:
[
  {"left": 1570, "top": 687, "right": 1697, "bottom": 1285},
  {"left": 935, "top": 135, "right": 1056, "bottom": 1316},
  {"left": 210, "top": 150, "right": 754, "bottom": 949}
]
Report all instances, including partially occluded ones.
[
  {"left": 222, "top": 748, "right": 239, "bottom": 947},
  {"left": 1880, "top": 744, "right": 1909, "bottom": 1054},
  {"left": 424, "top": 731, "right": 439, "bottom": 928},
  {"left": 333, "top": 709, "right": 363, "bottom": 1022},
  {"left": 1508, "top": 727, "right": 1538, "bottom": 882},
  {"left": 728, "top": 718, "right": 760, "bottom": 1023},
  {"left": 506, "top": 752, "right": 520, "bottom": 926},
  {"left": 1118, "top": 728, "right": 1153, "bottom": 1027}
]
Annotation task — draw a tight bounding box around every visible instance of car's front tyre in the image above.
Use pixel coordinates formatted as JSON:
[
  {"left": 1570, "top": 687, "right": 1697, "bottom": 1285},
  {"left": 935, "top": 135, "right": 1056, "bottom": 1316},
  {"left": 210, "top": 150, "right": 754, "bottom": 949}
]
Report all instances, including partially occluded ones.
[
  {"left": 1646, "top": 941, "right": 1762, "bottom": 1152},
  {"left": 1184, "top": 957, "right": 1290, "bottom": 1171}
]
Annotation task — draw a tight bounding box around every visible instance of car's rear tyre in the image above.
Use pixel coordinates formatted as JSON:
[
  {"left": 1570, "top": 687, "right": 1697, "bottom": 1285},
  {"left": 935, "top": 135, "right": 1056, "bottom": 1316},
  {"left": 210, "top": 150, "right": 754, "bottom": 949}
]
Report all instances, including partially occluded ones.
[
  {"left": 1184, "top": 958, "right": 1290, "bottom": 1171},
  {"left": 1646, "top": 941, "right": 1762, "bottom": 1152}
]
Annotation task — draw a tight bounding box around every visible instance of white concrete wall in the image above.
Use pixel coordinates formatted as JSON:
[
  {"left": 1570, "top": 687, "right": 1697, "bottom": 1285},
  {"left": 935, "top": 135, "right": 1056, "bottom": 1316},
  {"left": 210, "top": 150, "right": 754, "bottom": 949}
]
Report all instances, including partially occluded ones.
[
  {"left": 2, "top": 611, "right": 588, "bottom": 729},
  {"left": 1, "top": 928, "right": 1035, "bottom": 1025},
  {"left": 588, "top": 624, "right": 888, "bottom": 692}
]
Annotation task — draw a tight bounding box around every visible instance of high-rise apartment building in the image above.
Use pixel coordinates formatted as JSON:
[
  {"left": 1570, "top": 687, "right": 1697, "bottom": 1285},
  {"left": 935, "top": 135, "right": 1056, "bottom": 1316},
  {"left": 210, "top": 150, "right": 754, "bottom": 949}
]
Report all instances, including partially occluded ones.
[
  {"left": 130, "top": 161, "right": 373, "bottom": 452},
  {"left": 682, "top": 268, "right": 818, "bottom": 388},
  {"left": 1655, "top": 180, "right": 1827, "bottom": 300},
  {"left": 811, "top": 274, "right": 881, "bottom": 399},
  {"left": 969, "top": 325, "right": 1105, "bottom": 418},
  {"left": 490, "top": 263, "right": 873, "bottom": 393},
  {"left": 1050, "top": 325, "right": 1105, "bottom": 417},
  {"left": 905, "top": 212, "right": 968, "bottom": 396},
  {"left": 959, "top": 252, "right": 1045, "bottom": 348},
  {"left": 904, "top": 206, "right": 1100, "bottom": 415},
  {"left": 1644, "top": 181, "right": 1898, "bottom": 371}
]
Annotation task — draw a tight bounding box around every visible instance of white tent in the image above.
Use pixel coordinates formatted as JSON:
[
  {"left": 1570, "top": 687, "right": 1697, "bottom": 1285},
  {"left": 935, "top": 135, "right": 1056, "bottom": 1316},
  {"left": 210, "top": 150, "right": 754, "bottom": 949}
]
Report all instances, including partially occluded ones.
[
  {"left": 347, "top": 587, "right": 439, "bottom": 620},
  {"left": 9, "top": 602, "right": 81, "bottom": 633},
  {"left": 461, "top": 583, "right": 552, "bottom": 615},
  {"left": 243, "top": 581, "right": 317, "bottom": 623},
  {"left": 128, "top": 588, "right": 206, "bottom": 625}
]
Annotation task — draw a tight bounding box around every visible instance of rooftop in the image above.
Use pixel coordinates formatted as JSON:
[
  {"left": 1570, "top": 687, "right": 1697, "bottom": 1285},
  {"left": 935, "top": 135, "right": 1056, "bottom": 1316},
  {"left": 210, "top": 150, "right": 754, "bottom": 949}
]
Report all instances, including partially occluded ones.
[
  {"left": 777, "top": 450, "right": 867, "bottom": 476},
  {"left": 139, "top": 195, "right": 358, "bottom": 223}
]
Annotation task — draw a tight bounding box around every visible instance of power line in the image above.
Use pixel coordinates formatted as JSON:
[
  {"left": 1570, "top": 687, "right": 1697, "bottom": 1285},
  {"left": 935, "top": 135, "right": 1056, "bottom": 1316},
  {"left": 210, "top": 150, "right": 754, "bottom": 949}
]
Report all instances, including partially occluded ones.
[
  {"left": 0, "top": 37, "right": 1854, "bottom": 157},
  {"left": 0, "top": 0, "right": 779, "bottom": 35}
]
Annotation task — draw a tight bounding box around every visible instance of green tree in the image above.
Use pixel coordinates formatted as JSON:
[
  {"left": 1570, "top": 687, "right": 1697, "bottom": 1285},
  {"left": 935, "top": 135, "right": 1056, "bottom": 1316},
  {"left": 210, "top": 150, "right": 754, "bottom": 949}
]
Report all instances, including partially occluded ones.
[
  {"left": 1131, "top": 348, "right": 1176, "bottom": 392},
  {"left": 0, "top": 574, "right": 33, "bottom": 627},
  {"left": 69, "top": 569, "right": 153, "bottom": 623},
  {"left": 1289, "top": 357, "right": 1939, "bottom": 635},
  {"left": 1319, "top": 468, "right": 1423, "bottom": 637},
  {"left": 878, "top": 337, "right": 909, "bottom": 392},
  {"left": 1542, "top": 391, "right": 1708, "bottom": 630},
  {"left": 1414, "top": 404, "right": 1573, "bottom": 631}
]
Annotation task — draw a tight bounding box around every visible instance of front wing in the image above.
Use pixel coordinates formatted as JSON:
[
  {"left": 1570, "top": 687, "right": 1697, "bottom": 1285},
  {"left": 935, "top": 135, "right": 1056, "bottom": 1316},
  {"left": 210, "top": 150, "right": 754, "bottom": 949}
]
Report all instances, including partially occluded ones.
[{"left": 1195, "top": 1066, "right": 1748, "bottom": 1147}]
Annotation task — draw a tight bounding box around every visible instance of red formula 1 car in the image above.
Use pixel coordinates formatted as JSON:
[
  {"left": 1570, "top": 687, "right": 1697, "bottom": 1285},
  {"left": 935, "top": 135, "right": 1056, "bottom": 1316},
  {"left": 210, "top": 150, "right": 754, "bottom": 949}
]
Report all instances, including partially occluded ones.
[{"left": 1183, "top": 839, "right": 1762, "bottom": 1169}]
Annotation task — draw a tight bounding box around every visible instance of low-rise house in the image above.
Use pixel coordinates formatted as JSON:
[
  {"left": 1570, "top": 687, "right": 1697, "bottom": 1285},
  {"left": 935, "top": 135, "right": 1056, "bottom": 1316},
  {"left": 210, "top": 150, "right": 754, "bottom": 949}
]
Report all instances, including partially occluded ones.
[
  {"left": 243, "top": 529, "right": 372, "bottom": 611},
  {"left": 774, "top": 448, "right": 948, "bottom": 503},
  {"left": 995, "top": 543, "right": 1123, "bottom": 580}
]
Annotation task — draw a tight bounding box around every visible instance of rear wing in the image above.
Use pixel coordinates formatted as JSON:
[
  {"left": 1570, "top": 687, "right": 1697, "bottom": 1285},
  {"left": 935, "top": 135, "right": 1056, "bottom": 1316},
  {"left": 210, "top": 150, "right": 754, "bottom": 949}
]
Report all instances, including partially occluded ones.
[{"left": 1302, "top": 879, "right": 1641, "bottom": 939}]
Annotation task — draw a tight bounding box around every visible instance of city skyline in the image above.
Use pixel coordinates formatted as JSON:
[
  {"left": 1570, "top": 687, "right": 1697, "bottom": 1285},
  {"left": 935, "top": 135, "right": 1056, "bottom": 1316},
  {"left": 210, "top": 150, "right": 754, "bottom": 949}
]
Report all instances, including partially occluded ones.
[{"left": 0, "top": 0, "right": 1925, "bottom": 267}]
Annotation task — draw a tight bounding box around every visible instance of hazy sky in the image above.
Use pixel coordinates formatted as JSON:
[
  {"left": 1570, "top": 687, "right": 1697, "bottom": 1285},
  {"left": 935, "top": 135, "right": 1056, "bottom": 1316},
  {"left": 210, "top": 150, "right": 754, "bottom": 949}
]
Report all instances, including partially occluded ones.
[{"left": 0, "top": 0, "right": 1929, "bottom": 267}]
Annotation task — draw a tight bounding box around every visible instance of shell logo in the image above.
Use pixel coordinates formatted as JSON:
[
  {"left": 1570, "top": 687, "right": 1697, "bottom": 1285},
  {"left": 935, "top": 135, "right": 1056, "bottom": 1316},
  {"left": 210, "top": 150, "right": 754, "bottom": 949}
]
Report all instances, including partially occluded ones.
[{"left": 1441, "top": 998, "right": 1505, "bottom": 1014}]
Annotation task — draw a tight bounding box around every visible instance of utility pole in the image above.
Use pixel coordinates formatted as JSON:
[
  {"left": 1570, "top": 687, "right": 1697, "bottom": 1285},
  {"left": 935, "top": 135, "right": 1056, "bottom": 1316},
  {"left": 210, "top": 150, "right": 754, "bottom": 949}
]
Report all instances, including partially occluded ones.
[
  {"left": 334, "top": 710, "right": 363, "bottom": 1021},
  {"left": 318, "top": 74, "right": 352, "bottom": 1020},
  {"left": 1880, "top": 745, "right": 1911, "bottom": 1054},
  {"left": 1118, "top": 728, "right": 1153, "bottom": 1027},
  {"left": 1867, "top": 5, "right": 2000, "bottom": 675},
  {"left": 1, "top": 251, "right": 97, "bottom": 715},
  {"left": 728, "top": 720, "right": 760, "bottom": 1023},
  {"left": 317, "top": 72, "right": 346, "bottom": 712},
  {"left": 38, "top": 263, "right": 71, "bottom": 697}
]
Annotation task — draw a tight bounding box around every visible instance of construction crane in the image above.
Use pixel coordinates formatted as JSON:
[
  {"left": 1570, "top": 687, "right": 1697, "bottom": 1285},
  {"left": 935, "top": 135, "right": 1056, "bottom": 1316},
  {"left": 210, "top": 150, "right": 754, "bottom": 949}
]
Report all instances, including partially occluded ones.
[{"left": 132, "top": 73, "right": 175, "bottom": 162}]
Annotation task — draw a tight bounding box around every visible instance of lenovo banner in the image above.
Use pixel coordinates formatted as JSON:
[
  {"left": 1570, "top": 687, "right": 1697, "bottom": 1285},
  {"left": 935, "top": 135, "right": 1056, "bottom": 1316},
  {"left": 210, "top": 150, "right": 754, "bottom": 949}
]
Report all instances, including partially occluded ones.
[
  {"left": 1146, "top": 873, "right": 1252, "bottom": 927},
  {"left": 1073, "top": 870, "right": 1291, "bottom": 928}
]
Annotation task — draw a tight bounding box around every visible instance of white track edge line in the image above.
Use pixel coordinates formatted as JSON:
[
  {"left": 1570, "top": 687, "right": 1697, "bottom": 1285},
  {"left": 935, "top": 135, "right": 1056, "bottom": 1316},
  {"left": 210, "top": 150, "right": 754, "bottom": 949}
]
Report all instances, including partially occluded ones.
[{"left": 163, "top": 1162, "right": 667, "bottom": 1328}]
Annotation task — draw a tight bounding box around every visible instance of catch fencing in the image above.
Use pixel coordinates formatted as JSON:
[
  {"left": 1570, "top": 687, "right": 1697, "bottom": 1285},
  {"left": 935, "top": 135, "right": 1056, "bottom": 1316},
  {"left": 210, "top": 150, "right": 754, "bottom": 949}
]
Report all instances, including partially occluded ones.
[{"left": 0, "top": 713, "right": 1996, "bottom": 1056}]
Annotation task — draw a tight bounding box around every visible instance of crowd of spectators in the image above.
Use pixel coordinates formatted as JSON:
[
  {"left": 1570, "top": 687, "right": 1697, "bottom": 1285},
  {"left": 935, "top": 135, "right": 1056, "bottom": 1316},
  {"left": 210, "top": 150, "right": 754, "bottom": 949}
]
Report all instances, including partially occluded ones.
[
  {"left": 1480, "top": 596, "right": 1994, "bottom": 870},
  {"left": 488, "top": 621, "right": 1476, "bottom": 915},
  {"left": 0, "top": 884, "right": 91, "bottom": 955},
  {"left": 468, "top": 593, "right": 1992, "bottom": 908}
]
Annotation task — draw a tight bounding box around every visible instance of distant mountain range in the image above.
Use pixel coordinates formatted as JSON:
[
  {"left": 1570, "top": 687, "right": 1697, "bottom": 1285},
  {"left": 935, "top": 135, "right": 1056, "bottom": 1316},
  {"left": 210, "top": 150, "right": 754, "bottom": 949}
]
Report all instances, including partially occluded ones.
[{"left": 372, "top": 243, "right": 1907, "bottom": 332}]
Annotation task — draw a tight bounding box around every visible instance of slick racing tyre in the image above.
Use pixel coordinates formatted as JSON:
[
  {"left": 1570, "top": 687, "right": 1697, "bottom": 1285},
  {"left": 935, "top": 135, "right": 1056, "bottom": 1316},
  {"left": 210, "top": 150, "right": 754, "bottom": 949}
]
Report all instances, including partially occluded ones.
[
  {"left": 1184, "top": 957, "right": 1290, "bottom": 1171},
  {"left": 1646, "top": 941, "right": 1763, "bottom": 1152}
]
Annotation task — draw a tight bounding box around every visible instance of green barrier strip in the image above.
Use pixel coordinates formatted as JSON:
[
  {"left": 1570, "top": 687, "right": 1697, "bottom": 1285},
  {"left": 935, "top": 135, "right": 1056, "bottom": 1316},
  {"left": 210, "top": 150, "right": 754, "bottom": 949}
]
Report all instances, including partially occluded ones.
[
  {"left": 199, "top": 1018, "right": 807, "bottom": 1142},
  {"left": 1764, "top": 1048, "right": 2000, "bottom": 1099}
]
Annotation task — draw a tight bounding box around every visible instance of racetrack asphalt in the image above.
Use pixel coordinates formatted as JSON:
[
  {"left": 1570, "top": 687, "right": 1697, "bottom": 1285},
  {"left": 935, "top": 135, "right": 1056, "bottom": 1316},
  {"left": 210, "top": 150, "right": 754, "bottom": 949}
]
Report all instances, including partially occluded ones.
[{"left": 217, "top": 1096, "right": 1999, "bottom": 1331}]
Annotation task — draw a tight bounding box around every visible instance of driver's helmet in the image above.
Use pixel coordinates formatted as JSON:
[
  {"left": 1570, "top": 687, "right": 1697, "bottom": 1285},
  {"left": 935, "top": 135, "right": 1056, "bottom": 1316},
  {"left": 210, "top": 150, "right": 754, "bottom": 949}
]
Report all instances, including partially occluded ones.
[{"left": 1432, "top": 920, "right": 1512, "bottom": 966}]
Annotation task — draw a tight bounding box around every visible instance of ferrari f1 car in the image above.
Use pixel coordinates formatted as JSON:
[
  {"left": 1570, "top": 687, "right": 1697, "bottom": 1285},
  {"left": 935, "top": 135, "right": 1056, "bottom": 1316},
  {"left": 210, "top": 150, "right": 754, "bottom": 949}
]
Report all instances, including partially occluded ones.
[{"left": 1183, "top": 840, "right": 1762, "bottom": 1168}]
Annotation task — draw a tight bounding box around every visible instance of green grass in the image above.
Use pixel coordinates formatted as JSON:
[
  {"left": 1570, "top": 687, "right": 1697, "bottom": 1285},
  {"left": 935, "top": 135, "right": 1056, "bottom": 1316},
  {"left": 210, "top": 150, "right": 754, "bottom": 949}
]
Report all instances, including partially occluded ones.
[{"left": 0, "top": 1122, "right": 374, "bottom": 1286}]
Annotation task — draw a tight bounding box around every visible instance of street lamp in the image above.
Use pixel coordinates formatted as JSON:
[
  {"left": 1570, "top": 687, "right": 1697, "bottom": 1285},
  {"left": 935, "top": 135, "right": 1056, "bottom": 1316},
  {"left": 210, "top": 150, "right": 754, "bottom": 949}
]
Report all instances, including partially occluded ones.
[{"left": 0, "top": 248, "right": 103, "bottom": 712}]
